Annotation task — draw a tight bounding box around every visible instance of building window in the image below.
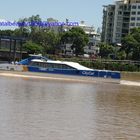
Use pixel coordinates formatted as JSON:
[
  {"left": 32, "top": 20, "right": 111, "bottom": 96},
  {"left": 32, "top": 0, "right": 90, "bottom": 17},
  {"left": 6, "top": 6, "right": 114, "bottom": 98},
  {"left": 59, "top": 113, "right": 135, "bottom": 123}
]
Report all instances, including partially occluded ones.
[
  {"left": 137, "top": 11, "right": 140, "bottom": 15},
  {"left": 131, "top": 11, "right": 136, "bottom": 15},
  {"left": 138, "top": 5, "right": 140, "bottom": 9},
  {"left": 117, "top": 16, "right": 122, "bottom": 20},
  {"left": 124, "top": 5, "right": 127, "bottom": 10},
  {"left": 119, "top": 5, "right": 123, "bottom": 9},
  {"left": 136, "top": 23, "right": 140, "bottom": 26},
  {"left": 137, "top": 17, "right": 140, "bottom": 20},
  {"left": 131, "top": 17, "right": 136, "bottom": 20},
  {"left": 118, "top": 11, "right": 122, "bottom": 15},
  {"left": 117, "top": 22, "right": 121, "bottom": 26},
  {"left": 132, "top": 5, "right": 137, "bottom": 9},
  {"left": 116, "top": 28, "right": 121, "bottom": 32},
  {"left": 116, "top": 33, "right": 121, "bottom": 37},
  {"left": 123, "top": 17, "right": 130, "bottom": 22},
  {"left": 123, "top": 12, "right": 130, "bottom": 16},
  {"left": 130, "top": 22, "right": 135, "bottom": 26}
]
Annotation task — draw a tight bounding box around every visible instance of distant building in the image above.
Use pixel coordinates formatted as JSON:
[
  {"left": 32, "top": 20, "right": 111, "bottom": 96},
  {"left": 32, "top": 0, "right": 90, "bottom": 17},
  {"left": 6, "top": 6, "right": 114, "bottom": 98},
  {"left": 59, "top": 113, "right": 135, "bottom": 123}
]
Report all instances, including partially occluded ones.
[
  {"left": 101, "top": 5, "right": 115, "bottom": 44},
  {"left": 62, "top": 20, "right": 100, "bottom": 56},
  {"left": 101, "top": 0, "right": 140, "bottom": 44},
  {"left": 45, "top": 18, "right": 101, "bottom": 56}
]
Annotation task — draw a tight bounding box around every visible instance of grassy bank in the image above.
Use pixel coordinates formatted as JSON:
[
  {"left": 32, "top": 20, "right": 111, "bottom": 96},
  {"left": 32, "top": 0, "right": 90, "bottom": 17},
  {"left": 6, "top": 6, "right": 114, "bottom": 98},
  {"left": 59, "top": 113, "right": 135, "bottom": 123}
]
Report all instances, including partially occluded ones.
[
  {"left": 79, "top": 61, "right": 140, "bottom": 72},
  {"left": 47, "top": 55, "right": 140, "bottom": 72}
]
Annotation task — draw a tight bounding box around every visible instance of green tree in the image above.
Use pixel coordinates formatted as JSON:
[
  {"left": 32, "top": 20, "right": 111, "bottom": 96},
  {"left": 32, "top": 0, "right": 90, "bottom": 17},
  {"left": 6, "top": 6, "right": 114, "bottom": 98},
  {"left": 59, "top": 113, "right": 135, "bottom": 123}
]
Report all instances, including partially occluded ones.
[
  {"left": 99, "top": 43, "right": 114, "bottom": 58},
  {"left": 116, "top": 50, "right": 126, "bottom": 60},
  {"left": 0, "top": 30, "right": 14, "bottom": 36},
  {"left": 31, "top": 29, "right": 60, "bottom": 54},
  {"left": 61, "top": 27, "right": 89, "bottom": 56},
  {"left": 132, "top": 44, "right": 140, "bottom": 60},
  {"left": 28, "top": 15, "right": 42, "bottom": 33},
  {"left": 122, "top": 34, "right": 137, "bottom": 59},
  {"left": 13, "top": 28, "right": 30, "bottom": 38},
  {"left": 122, "top": 27, "right": 140, "bottom": 60},
  {"left": 17, "top": 15, "right": 42, "bottom": 39},
  {"left": 23, "top": 41, "right": 43, "bottom": 54}
]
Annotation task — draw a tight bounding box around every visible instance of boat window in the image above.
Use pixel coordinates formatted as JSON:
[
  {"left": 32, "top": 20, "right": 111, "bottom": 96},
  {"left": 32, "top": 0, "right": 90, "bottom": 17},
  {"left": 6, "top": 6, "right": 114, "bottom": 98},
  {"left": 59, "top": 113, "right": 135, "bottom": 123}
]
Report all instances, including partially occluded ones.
[
  {"left": 30, "top": 62, "right": 45, "bottom": 67},
  {"left": 40, "top": 62, "right": 47, "bottom": 68},
  {"left": 47, "top": 63, "right": 62, "bottom": 69},
  {"left": 46, "top": 63, "right": 76, "bottom": 70},
  {"left": 61, "top": 64, "right": 75, "bottom": 69},
  {"left": 29, "top": 62, "right": 40, "bottom": 67},
  {"left": 30, "top": 62, "right": 76, "bottom": 70}
]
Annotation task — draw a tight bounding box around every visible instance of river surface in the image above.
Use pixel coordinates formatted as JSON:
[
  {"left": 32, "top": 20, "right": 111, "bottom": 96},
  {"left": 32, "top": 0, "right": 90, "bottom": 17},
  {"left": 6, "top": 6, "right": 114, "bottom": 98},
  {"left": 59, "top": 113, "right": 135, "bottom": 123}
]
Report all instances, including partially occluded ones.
[{"left": 0, "top": 73, "right": 140, "bottom": 140}]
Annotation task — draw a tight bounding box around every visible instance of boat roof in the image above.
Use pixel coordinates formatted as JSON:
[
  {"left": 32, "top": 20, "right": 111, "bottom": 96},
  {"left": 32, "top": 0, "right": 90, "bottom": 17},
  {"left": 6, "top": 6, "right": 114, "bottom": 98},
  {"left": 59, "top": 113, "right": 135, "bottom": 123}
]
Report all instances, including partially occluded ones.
[{"left": 31, "top": 59, "right": 92, "bottom": 70}]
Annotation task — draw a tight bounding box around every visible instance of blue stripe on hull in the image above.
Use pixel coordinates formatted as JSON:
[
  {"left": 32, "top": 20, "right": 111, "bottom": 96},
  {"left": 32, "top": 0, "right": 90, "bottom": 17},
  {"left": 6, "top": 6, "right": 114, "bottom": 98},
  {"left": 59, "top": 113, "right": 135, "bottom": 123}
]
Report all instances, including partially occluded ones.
[{"left": 27, "top": 66, "right": 121, "bottom": 79}]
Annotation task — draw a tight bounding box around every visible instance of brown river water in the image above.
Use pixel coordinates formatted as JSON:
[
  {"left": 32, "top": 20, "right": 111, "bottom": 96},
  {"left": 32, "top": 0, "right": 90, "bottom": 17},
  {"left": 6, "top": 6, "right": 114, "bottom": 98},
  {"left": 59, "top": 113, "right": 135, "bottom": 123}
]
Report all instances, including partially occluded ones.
[{"left": 0, "top": 72, "right": 140, "bottom": 140}]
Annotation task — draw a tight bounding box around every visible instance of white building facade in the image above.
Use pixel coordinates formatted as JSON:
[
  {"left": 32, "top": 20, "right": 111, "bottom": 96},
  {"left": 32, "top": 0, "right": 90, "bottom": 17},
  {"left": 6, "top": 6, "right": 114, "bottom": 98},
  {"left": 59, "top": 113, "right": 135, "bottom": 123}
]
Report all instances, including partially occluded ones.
[{"left": 102, "top": 0, "right": 140, "bottom": 44}]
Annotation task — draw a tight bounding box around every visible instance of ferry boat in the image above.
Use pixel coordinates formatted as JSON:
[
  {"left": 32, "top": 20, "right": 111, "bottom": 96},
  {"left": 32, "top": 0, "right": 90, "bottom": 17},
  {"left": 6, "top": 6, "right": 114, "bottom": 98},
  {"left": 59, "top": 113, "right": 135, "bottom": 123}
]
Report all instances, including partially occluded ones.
[{"left": 0, "top": 55, "right": 121, "bottom": 80}]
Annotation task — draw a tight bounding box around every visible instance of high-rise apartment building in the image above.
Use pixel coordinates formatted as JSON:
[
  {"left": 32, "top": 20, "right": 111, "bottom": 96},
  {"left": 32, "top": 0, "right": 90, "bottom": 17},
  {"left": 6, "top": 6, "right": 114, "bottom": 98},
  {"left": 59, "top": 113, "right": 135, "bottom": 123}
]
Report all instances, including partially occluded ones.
[
  {"left": 101, "top": 5, "right": 115, "bottom": 44},
  {"left": 101, "top": 0, "right": 140, "bottom": 44}
]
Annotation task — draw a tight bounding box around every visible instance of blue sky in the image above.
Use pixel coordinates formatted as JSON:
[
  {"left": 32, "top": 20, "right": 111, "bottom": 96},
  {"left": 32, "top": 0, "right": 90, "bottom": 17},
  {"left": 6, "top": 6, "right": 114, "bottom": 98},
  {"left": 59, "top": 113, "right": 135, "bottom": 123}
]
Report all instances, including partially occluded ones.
[{"left": 0, "top": 0, "right": 114, "bottom": 29}]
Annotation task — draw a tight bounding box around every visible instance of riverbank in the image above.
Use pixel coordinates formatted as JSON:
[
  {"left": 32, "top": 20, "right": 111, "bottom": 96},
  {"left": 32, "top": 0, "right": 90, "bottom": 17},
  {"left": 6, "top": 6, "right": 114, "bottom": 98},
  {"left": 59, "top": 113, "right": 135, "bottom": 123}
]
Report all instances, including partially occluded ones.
[{"left": 47, "top": 55, "right": 140, "bottom": 72}]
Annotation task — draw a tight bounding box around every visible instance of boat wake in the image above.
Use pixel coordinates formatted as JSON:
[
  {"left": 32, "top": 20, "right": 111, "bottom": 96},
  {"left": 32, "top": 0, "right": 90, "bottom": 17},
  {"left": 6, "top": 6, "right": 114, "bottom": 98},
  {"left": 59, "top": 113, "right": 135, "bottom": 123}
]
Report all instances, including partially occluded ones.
[
  {"left": 1, "top": 72, "right": 139, "bottom": 86},
  {"left": 0, "top": 72, "right": 120, "bottom": 84},
  {"left": 120, "top": 80, "right": 140, "bottom": 87},
  {"left": 0, "top": 73, "right": 97, "bottom": 83}
]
